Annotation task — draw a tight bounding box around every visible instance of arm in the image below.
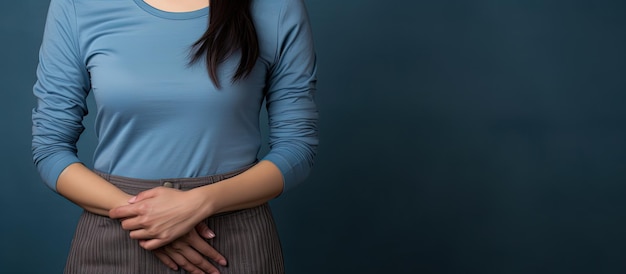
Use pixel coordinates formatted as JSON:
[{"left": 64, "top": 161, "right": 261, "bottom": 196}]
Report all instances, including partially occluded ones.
[
  {"left": 32, "top": 0, "right": 132, "bottom": 216},
  {"left": 196, "top": 0, "right": 319, "bottom": 212},
  {"left": 110, "top": 0, "right": 319, "bottom": 250},
  {"left": 57, "top": 163, "right": 131, "bottom": 216}
]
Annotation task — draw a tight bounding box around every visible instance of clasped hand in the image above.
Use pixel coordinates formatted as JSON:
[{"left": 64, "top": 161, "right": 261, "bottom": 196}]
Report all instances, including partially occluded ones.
[
  {"left": 109, "top": 186, "right": 210, "bottom": 250},
  {"left": 110, "top": 187, "right": 225, "bottom": 274},
  {"left": 154, "top": 222, "right": 227, "bottom": 274}
]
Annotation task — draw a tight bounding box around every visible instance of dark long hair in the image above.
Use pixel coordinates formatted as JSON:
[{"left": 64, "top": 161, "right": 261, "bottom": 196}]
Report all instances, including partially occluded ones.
[{"left": 190, "top": 0, "right": 259, "bottom": 88}]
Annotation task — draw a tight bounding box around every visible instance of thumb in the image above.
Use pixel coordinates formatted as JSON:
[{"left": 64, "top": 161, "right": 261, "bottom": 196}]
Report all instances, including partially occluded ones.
[{"left": 195, "top": 222, "right": 216, "bottom": 239}]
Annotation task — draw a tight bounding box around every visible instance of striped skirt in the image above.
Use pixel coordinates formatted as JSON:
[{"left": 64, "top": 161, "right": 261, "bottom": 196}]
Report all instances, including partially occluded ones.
[{"left": 64, "top": 166, "right": 284, "bottom": 274}]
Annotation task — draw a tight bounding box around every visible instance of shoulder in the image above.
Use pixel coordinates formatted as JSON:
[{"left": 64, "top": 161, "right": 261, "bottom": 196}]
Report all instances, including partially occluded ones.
[
  {"left": 44, "top": 0, "right": 80, "bottom": 31},
  {"left": 251, "top": 0, "right": 311, "bottom": 35},
  {"left": 250, "top": 0, "right": 283, "bottom": 23},
  {"left": 49, "top": 0, "right": 99, "bottom": 9},
  {"left": 48, "top": 0, "right": 121, "bottom": 19},
  {"left": 47, "top": 0, "right": 76, "bottom": 12},
  {"left": 251, "top": 0, "right": 309, "bottom": 18}
]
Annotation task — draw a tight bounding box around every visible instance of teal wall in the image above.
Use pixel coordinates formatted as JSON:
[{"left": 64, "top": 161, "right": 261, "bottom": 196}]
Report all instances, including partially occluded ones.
[{"left": 2, "top": 0, "right": 626, "bottom": 273}]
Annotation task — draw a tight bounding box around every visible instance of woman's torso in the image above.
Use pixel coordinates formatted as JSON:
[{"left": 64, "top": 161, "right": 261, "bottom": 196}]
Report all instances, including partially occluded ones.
[{"left": 72, "top": 0, "right": 284, "bottom": 179}]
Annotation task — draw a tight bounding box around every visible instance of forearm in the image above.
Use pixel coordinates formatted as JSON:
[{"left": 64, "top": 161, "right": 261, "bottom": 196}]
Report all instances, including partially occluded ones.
[
  {"left": 193, "top": 160, "right": 284, "bottom": 217},
  {"left": 57, "top": 163, "right": 132, "bottom": 216}
]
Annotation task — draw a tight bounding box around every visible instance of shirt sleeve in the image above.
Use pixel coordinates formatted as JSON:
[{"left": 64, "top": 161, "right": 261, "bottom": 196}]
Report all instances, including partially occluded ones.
[
  {"left": 261, "top": 0, "right": 319, "bottom": 192},
  {"left": 32, "top": 0, "right": 90, "bottom": 191}
]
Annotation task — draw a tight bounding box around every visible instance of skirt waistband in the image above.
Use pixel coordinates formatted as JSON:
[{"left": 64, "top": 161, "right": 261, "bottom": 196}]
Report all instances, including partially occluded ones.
[{"left": 94, "top": 163, "right": 255, "bottom": 194}]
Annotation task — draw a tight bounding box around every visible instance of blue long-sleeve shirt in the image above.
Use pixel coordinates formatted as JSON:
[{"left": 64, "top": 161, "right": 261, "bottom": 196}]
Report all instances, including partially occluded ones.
[{"left": 32, "top": 0, "right": 318, "bottom": 192}]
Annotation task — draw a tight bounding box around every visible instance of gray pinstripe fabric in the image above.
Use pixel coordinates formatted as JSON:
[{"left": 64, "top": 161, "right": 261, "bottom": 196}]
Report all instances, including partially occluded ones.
[{"left": 64, "top": 166, "right": 284, "bottom": 274}]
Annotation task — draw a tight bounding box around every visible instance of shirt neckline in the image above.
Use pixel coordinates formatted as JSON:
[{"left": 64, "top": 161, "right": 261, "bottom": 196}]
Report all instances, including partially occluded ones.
[{"left": 133, "top": 0, "right": 209, "bottom": 20}]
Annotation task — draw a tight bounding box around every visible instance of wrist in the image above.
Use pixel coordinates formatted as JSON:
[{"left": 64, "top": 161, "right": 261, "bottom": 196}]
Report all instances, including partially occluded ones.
[{"left": 189, "top": 184, "right": 223, "bottom": 218}]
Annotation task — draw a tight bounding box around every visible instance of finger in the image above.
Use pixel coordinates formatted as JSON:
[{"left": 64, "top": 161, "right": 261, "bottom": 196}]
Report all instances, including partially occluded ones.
[
  {"left": 134, "top": 230, "right": 182, "bottom": 249},
  {"left": 195, "top": 222, "right": 215, "bottom": 239},
  {"left": 109, "top": 204, "right": 141, "bottom": 219},
  {"left": 187, "top": 230, "right": 227, "bottom": 266},
  {"left": 131, "top": 188, "right": 161, "bottom": 203},
  {"left": 138, "top": 238, "right": 169, "bottom": 250},
  {"left": 169, "top": 241, "right": 221, "bottom": 274},
  {"left": 119, "top": 217, "right": 145, "bottom": 231},
  {"left": 163, "top": 246, "right": 210, "bottom": 274},
  {"left": 153, "top": 249, "right": 179, "bottom": 271},
  {"left": 163, "top": 247, "right": 203, "bottom": 274}
]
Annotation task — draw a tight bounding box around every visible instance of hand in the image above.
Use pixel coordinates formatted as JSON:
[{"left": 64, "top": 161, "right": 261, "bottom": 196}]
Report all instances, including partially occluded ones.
[
  {"left": 154, "top": 223, "right": 227, "bottom": 274},
  {"left": 109, "top": 186, "right": 210, "bottom": 250}
]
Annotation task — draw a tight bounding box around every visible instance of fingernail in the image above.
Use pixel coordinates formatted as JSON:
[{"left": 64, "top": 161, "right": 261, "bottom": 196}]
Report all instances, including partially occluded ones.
[
  {"left": 207, "top": 231, "right": 215, "bottom": 238},
  {"left": 128, "top": 196, "right": 137, "bottom": 203},
  {"left": 219, "top": 259, "right": 227, "bottom": 266}
]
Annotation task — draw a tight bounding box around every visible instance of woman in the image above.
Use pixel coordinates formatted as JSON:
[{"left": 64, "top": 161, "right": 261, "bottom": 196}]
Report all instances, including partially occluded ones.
[{"left": 31, "top": 0, "right": 318, "bottom": 273}]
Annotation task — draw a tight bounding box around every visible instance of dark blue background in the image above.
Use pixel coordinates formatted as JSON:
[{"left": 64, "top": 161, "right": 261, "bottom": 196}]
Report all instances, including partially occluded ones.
[{"left": 2, "top": 0, "right": 626, "bottom": 273}]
